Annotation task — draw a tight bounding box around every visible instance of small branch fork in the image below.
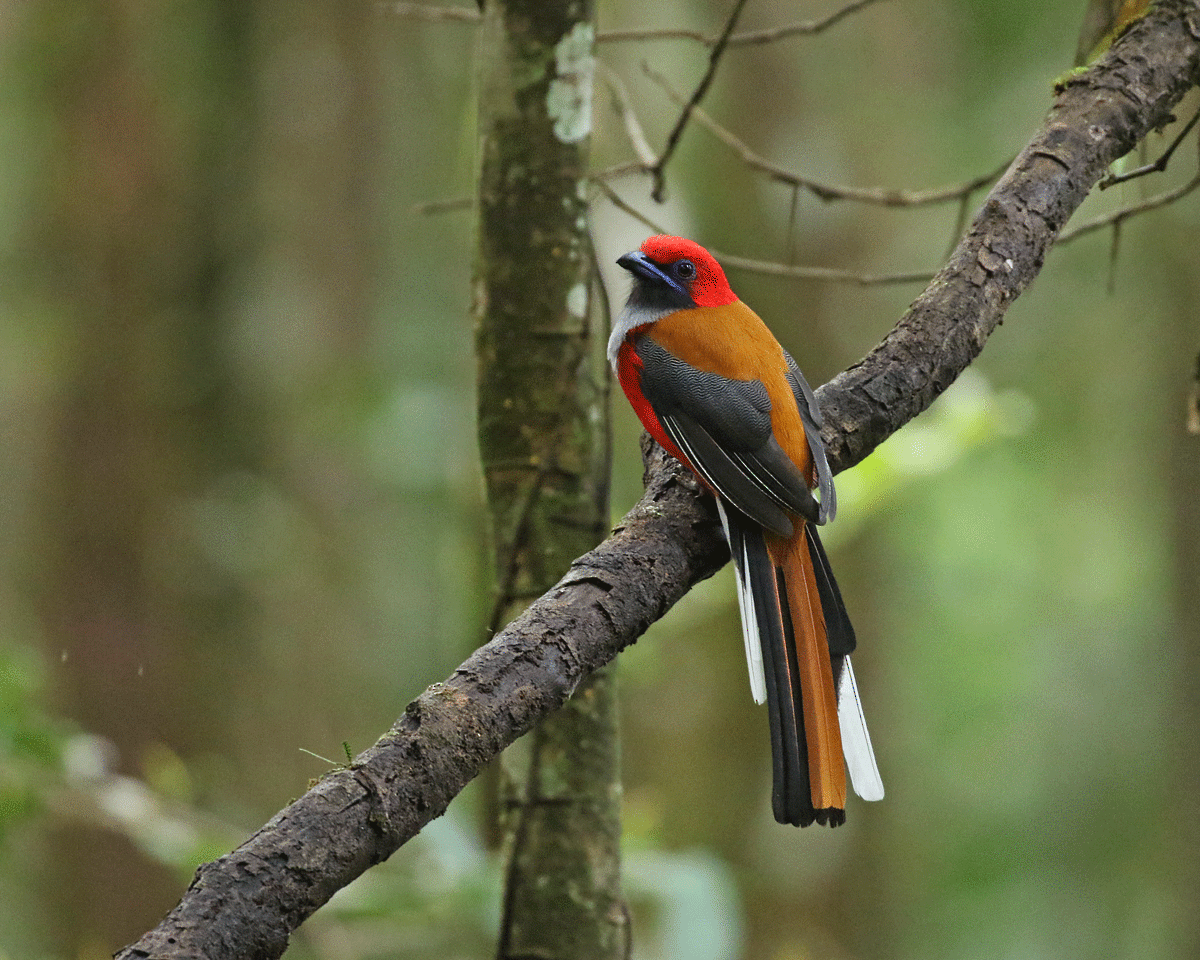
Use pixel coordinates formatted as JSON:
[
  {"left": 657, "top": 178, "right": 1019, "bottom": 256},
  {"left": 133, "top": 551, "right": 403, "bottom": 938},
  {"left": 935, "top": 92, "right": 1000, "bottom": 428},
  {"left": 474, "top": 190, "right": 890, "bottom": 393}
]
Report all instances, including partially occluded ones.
[
  {"left": 636, "top": 64, "right": 1013, "bottom": 207},
  {"left": 382, "top": 0, "right": 892, "bottom": 45},
  {"left": 1059, "top": 108, "right": 1200, "bottom": 245},
  {"left": 1056, "top": 114, "right": 1200, "bottom": 294},
  {"left": 648, "top": 0, "right": 750, "bottom": 202},
  {"left": 1098, "top": 100, "right": 1200, "bottom": 188},
  {"left": 590, "top": 0, "right": 997, "bottom": 284}
]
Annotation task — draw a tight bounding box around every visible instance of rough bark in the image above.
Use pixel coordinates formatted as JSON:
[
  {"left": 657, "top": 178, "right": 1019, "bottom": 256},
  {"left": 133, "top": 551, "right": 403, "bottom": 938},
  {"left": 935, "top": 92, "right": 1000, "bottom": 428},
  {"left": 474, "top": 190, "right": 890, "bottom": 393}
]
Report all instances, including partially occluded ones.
[
  {"left": 495, "top": 668, "right": 626, "bottom": 960},
  {"left": 818, "top": 0, "right": 1200, "bottom": 471},
  {"left": 473, "top": 0, "right": 626, "bottom": 956},
  {"left": 116, "top": 4, "right": 1200, "bottom": 958}
]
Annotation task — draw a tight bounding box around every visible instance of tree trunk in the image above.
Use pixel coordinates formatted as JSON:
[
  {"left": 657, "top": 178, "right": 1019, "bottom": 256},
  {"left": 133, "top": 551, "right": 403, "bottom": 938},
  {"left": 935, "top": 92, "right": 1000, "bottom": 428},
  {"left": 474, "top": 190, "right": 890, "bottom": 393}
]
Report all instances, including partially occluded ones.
[{"left": 474, "top": 0, "right": 625, "bottom": 956}]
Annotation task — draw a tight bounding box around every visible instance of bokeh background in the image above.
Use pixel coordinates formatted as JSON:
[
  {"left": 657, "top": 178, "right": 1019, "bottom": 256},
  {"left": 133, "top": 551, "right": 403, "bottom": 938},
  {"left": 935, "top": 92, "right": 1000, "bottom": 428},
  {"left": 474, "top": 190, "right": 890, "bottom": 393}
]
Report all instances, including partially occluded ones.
[{"left": 1, "top": 1, "right": 1198, "bottom": 958}]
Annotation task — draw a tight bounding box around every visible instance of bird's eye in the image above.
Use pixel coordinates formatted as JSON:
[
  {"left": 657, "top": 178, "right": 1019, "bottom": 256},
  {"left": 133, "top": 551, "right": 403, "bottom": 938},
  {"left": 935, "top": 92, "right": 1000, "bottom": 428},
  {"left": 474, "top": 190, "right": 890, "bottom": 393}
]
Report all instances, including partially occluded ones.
[{"left": 674, "top": 260, "right": 696, "bottom": 281}]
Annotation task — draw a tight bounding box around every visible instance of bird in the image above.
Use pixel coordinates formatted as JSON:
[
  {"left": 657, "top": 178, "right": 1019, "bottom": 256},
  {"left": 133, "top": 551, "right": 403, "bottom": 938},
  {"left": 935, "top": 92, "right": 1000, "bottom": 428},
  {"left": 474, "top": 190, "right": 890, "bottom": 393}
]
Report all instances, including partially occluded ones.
[{"left": 609, "top": 235, "right": 883, "bottom": 827}]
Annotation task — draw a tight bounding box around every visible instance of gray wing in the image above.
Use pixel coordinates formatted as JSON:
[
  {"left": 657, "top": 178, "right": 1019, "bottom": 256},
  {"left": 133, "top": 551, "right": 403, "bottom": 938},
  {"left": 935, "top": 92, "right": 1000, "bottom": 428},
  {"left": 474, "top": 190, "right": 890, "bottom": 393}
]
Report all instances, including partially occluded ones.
[
  {"left": 635, "top": 336, "right": 821, "bottom": 537},
  {"left": 783, "top": 350, "right": 834, "bottom": 524}
]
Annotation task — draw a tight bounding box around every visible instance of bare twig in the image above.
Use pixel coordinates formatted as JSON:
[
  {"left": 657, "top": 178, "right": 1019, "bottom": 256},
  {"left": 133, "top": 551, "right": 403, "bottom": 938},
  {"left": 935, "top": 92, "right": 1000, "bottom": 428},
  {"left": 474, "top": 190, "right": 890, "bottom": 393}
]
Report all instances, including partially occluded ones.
[
  {"left": 946, "top": 190, "right": 975, "bottom": 258},
  {"left": 649, "top": 0, "right": 750, "bottom": 202},
  {"left": 484, "top": 462, "right": 553, "bottom": 637},
  {"left": 711, "top": 249, "right": 934, "bottom": 286},
  {"left": 594, "top": 179, "right": 937, "bottom": 287},
  {"left": 1099, "top": 101, "right": 1200, "bottom": 188},
  {"left": 786, "top": 184, "right": 802, "bottom": 263},
  {"left": 591, "top": 179, "right": 668, "bottom": 235},
  {"left": 596, "top": 62, "right": 658, "bottom": 168},
  {"left": 1057, "top": 166, "right": 1200, "bottom": 244},
  {"left": 590, "top": 159, "right": 650, "bottom": 181},
  {"left": 598, "top": 0, "right": 889, "bottom": 46},
  {"left": 641, "top": 63, "right": 1011, "bottom": 206}
]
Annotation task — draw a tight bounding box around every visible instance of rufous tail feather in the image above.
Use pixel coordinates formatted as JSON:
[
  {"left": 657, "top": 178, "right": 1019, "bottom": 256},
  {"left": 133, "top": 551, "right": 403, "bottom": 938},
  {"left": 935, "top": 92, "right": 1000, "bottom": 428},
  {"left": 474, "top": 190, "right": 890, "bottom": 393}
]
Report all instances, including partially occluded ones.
[{"left": 773, "top": 530, "right": 846, "bottom": 816}]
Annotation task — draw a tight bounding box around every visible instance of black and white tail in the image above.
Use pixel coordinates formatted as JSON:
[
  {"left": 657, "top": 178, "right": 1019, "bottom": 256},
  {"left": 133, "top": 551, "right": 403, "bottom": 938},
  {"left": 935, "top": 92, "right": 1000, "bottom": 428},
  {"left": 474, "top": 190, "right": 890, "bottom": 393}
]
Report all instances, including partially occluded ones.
[{"left": 717, "top": 500, "right": 883, "bottom": 826}]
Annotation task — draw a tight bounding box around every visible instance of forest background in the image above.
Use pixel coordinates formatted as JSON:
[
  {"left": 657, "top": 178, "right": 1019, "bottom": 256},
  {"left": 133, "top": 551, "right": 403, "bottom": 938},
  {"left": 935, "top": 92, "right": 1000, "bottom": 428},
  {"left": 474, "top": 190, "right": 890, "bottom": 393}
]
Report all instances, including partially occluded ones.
[{"left": 1, "top": 1, "right": 1198, "bottom": 959}]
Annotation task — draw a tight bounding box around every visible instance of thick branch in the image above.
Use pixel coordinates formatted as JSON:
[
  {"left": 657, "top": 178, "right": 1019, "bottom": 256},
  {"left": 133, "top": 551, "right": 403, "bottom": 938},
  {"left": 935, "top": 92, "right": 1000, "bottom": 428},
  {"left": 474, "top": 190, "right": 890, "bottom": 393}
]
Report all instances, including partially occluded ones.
[
  {"left": 816, "top": 0, "right": 1200, "bottom": 471},
  {"left": 117, "top": 4, "right": 1200, "bottom": 959}
]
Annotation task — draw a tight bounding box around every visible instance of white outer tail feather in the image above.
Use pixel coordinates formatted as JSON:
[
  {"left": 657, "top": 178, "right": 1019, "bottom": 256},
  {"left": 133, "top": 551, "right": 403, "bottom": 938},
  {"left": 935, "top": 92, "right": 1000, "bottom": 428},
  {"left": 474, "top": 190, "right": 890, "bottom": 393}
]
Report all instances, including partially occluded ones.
[
  {"left": 838, "top": 656, "right": 884, "bottom": 801},
  {"left": 718, "top": 498, "right": 883, "bottom": 802},
  {"left": 715, "top": 499, "right": 767, "bottom": 705}
]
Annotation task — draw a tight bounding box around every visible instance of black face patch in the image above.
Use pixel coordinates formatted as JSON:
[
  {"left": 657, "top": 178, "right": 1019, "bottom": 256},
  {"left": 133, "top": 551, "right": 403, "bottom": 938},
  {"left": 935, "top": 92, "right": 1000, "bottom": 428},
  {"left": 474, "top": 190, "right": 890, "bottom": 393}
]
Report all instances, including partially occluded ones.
[
  {"left": 617, "top": 251, "right": 697, "bottom": 311},
  {"left": 625, "top": 274, "right": 695, "bottom": 314}
]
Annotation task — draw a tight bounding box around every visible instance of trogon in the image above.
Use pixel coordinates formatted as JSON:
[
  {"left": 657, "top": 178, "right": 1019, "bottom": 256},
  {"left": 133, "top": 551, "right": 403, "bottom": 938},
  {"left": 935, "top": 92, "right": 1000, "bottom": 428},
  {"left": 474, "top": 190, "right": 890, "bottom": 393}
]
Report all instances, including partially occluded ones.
[{"left": 609, "top": 234, "right": 884, "bottom": 826}]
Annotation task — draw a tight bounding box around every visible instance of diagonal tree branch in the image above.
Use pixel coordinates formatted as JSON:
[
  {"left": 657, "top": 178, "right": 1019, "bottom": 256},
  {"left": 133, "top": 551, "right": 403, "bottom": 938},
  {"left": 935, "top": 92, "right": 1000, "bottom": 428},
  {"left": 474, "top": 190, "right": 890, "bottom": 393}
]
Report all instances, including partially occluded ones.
[
  {"left": 640, "top": 61, "right": 1012, "bottom": 208},
  {"left": 597, "top": 0, "right": 890, "bottom": 47},
  {"left": 814, "top": 0, "right": 1200, "bottom": 472},
  {"left": 117, "top": 3, "right": 1200, "bottom": 958}
]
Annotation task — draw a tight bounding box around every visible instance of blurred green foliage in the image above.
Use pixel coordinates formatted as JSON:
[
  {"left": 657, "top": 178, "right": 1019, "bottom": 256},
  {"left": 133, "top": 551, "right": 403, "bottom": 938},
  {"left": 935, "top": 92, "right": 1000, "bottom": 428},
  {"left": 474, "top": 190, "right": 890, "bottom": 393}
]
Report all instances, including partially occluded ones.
[
  {"left": 0, "top": 1, "right": 1197, "bottom": 959},
  {"left": 0, "top": 645, "right": 63, "bottom": 839}
]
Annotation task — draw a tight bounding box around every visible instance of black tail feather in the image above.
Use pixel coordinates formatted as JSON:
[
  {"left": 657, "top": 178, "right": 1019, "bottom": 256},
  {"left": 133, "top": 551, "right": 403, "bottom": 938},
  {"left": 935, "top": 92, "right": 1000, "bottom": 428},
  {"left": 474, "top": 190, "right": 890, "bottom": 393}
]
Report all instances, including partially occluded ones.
[
  {"left": 804, "top": 524, "right": 855, "bottom": 689},
  {"left": 727, "top": 509, "right": 818, "bottom": 827}
]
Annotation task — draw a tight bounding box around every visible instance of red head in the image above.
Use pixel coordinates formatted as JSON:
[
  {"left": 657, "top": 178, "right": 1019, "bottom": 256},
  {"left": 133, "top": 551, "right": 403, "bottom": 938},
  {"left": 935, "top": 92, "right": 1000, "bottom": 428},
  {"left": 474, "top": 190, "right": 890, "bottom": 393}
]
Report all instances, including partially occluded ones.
[
  {"left": 627, "top": 235, "right": 738, "bottom": 309},
  {"left": 608, "top": 235, "right": 739, "bottom": 368}
]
